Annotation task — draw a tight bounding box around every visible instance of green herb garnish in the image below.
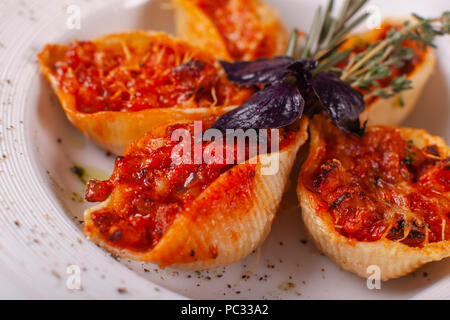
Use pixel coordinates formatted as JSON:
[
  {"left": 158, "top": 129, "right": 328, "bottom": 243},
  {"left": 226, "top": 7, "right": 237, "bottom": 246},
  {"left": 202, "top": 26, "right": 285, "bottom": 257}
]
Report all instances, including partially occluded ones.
[
  {"left": 341, "top": 12, "right": 449, "bottom": 99},
  {"left": 287, "top": 0, "right": 371, "bottom": 65},
  {"left": 286, "top": 0, "right": 450, "bottom": 101},
  {"left": 215, "top": 2, "right": 449, "bottom": 138}
]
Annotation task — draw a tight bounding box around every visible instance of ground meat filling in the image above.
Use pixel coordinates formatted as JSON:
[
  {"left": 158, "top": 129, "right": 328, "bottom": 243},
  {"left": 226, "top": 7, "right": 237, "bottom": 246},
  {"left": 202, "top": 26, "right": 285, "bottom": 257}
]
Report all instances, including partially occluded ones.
[
  {"left": 54, "top": 40, "right": 254, "bottom": 113},
  {"left": 308, "top": 124, "right": 450, "bottom": 247}
]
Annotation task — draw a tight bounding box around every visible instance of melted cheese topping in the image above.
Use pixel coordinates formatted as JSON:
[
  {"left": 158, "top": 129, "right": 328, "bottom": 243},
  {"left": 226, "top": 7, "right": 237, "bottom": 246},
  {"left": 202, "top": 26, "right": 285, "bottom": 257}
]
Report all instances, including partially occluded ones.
[{"left": 53, "top": 40, "right": 254, "bottom": 113}]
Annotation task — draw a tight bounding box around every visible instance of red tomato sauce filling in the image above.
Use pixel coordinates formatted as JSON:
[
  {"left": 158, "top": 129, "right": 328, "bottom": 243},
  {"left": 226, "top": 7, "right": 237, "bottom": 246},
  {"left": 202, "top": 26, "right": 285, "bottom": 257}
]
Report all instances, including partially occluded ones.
[
  {"left": 196, "top": 0, "right": 275, "bottom": 60},
  {"left": 85, "top": 123, "right": 296, "bottom": 252},
  {"left": 54, "top": 40, "right": 254, "bottom": 113},
  {"left": 307, "top": 124, "right": 450, "bottom": 247},
  {"left": 340, "top": 22, "right": 426, "bottom": 105}
]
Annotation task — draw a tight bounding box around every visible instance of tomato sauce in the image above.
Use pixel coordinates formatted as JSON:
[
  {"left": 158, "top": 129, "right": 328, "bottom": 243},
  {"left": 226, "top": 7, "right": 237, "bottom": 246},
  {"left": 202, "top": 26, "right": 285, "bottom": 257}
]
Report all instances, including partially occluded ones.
[
  {"left": 86, "top": 123, "right": 296, "bottom": 252},
  {"left": 54, "top": 40, "right": 254, "bottom": 113},
  {"left": 196, "top": 0, "right": 274, "bottom": 60},
  {"left": 339, "top": 22, "right": 426, "bottom": 105},
  {"left": 307, "top": 123, "right": 450, "bottom": 247}
]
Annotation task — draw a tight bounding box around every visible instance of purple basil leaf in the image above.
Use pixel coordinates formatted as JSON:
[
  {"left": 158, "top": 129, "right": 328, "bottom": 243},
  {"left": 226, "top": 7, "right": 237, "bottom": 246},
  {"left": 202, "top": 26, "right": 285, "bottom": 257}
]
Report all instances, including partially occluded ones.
[
  {"left": 220, "top": 56, "right": 296, "bottom": 86},
  {"left": 311, "top": 72, "right": 366, "bottom": 137},
  {"left": 288, "top": 59, "right": 318, "bottom": 83},
  {"left": 211, "top": 82, "right": 304, "bottom": 132}
]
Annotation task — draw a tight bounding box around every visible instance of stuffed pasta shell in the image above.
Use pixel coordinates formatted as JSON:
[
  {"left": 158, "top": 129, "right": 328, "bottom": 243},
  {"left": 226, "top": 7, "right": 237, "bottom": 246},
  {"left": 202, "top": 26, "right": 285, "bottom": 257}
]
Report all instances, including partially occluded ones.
[
  {"left": 38, "top": 31, "right": 254, "bottom": 154},
  {"left": 298, "top": 116, "right": 449, "bottom": 280},
  {"left": 84, "top": 117, "right": 309, "bottom": 269}
]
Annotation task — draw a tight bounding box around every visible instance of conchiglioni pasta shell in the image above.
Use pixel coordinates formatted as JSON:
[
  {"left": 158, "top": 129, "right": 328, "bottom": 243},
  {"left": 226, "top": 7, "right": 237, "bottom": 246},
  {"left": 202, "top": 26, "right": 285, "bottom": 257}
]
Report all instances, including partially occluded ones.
[
  {"left": 37, "top": 31, "right": 241, "bottom": 154},
  {"left": 85, "top": 117, "right": 309, "bottom": 269},
  {"left": 174, "top": 0, "right": 288, "bottom": 60},
  {"left": 297, "top": 116, "right": 450, "bottom": 281}
]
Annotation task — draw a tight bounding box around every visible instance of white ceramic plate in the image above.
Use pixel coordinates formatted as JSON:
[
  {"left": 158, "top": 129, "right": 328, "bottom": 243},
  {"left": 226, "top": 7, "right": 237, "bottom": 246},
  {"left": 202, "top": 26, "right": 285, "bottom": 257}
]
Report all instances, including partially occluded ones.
[{"left": 0, "top": 0, "right": 448, "bottom": 299}]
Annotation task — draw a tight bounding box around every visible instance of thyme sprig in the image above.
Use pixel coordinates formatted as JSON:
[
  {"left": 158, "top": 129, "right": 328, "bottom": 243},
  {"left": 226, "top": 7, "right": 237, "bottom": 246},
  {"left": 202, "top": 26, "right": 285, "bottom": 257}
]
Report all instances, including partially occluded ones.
[
  {"left": 285, "top": 0, "right": 450, "bottom": 103},
  {"left": 286, "top": 0, "right": 370, "bottom": 64},
  {"left": 340, "top": 12, "right": 450, "bottom": 100}
]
